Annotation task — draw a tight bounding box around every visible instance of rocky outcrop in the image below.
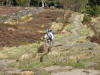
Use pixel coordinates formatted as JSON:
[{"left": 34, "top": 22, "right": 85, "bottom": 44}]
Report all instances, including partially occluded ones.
[{"left": 0, "top": 7, "right": 44, "bottom": 23}]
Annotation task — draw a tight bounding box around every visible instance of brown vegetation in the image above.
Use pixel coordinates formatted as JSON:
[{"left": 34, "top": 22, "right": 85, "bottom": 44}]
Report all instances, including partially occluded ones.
[
  {"left": 86, "top": 17, "right": 100, "bottom": 44},
  {"left": 0, "top": 7, "right": 63, "bottom": 47}
]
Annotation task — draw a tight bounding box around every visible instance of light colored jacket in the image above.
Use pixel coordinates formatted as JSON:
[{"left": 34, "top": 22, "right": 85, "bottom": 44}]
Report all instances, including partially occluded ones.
[{"left": 44, "top": 32, "right": 54, "bottom": 40}]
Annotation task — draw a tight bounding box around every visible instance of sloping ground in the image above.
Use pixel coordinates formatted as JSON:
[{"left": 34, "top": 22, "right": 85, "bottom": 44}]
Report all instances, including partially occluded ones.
[
  {"left": 41, "top": 12, "right": 100, "bottom": 74},
  {"left": 0, "top": 8, "right": 63, "bottom": 47},
  {"left": 0, "top": 8, "right": 100, "bottom": 75},
  {"left": 0, "top": 8, "right": 64, "bottom": 74},
  {"left": 9, "top": 12, "right": 100, "bottom": 73}
]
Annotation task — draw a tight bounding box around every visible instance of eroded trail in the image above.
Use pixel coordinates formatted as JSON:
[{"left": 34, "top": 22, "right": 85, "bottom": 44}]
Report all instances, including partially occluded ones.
[
  {"left": 54, "top": 13, "right": 83, "bottom": 47},
  {"left": 54, "top": 13, "right": 95, "bottom": 48},
  {"left": 44, "top": 66, "right": 100, "bottom": 75},
  {"left": 0, "top": 59, "right": 21, "bottom": 74}
]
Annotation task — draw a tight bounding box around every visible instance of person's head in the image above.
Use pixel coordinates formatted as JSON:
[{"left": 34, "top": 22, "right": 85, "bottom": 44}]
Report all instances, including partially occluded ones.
[
  {"left": 49, "top": 29, "right": 52, "bottom": 32},
  {"left": 46, "top": 29, "right": 53, "bottom": 34}
]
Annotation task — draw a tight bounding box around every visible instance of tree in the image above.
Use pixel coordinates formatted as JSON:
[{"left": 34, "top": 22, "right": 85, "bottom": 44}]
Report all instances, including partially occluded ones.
[
  {"left": 6, "top": 0, "right": 14, "bottom": 6},
  {"left": 16, "top": 0, "right": 31, "bottom": 6},
  {"left": 0, "top": 0, "right": 5, "bottom": 6},
  {"left": 60, "top": 0, "right": 88, "bottom": 12},
  {"left": 46, "top": 0, "right": 61, "bottom": 7},
  {"left": 0, "top": 0, "right": 13, "bottom": 6},
  {"left": 86, "top": 0, "right": 100, "bottom": 16},
  {"left": 41, "top": 0, "right": 46, "bottom": 7}
]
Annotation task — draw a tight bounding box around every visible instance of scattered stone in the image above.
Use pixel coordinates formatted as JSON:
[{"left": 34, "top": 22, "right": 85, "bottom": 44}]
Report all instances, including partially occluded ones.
[
  {"left": 59, "top": 56, "right": 66, "bottom": 63},
  {"left": 85, "top": 62, "right": 97, "bottom": 67},
  {"left": 21, "top": 71, "right": 35, "bottom": 75},
  {"left": 20, "top": 54, "right": 30, "bottom": 60},
  {"left": 0, "top": 7, "right": 44, "bottom": 23}
]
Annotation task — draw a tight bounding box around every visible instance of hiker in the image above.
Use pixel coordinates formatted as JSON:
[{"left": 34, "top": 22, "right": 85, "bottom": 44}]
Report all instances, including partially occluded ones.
[{"left": 44, "top": 29, "right": 54, "bottom": 46}]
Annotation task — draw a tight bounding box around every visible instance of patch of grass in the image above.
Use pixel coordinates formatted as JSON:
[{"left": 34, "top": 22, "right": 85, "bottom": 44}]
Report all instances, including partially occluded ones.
[
  {"left": 66, "top": 24, "right": 75, "bottom": 31},
  {"left": 8, "top": 42, "right": 100, "bottom": 70},
  {"left": 9, "top": 55, "right": 54, "bottom": 69},
  {"left": 69, "top": 63, "right": 84, "bottom": 68},
  {"left": 54, "top": 33, "right": 71, "bottom": 40},
  {"left": 34, "top": 68, "right": 51, "bottom": 75},
  {"left": 0, "top": 43, "right": 40, "bottom": 59},
  {"left": 0, "top": 72, "right": 8, "bottom": 75},
  {"left": 77, "top": 25, "right": 89, "bottom": 36},
  {"left": 19, "top": 15, "right": 32, "bottom": 22},
  {"left": 6, "top": 15, "right": 32, "bottom": 25},
  {"left": 1, "top": 32, "right": 100, "bottom": 70},
  {"left": 87, "top": 54, "right": 100, "bottom": 70},
  {"left": 66, "top": 57, "right": 94, "bottom": 69}
]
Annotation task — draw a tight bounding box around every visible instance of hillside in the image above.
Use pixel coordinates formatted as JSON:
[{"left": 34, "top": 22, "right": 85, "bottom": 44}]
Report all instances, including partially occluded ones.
[
  {"left": 0, "top": 6, "right": 100, "bottom": 75},
  {"left": 0, "top": 7, "right": 63, "bottom": 47}
]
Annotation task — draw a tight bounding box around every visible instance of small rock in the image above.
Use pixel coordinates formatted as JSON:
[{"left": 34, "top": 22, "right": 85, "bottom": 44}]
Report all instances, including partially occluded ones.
[
  {"left": 20, "top": 54, "right": 30, "bottom": 60},
  {"left": 59, "top": 56, "right": 66, "bottom": 63}
]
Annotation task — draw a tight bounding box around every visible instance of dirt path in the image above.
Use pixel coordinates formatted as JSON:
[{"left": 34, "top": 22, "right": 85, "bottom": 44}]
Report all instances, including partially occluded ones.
[
  {"left": 0, "top": 59, "right": 21, "bottom": 74},
  {"left": 54, "top": 14, "right": 83, "bottom": 46},
  {"left": 71, "top": 14, "right": 83, "bottom": 36},
  {"left": 44, "top": 66, "right": 100, "bottom": 75}
]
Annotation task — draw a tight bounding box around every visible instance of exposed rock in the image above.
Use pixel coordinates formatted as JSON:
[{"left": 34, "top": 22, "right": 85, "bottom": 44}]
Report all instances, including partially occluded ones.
[
  {"left": 51, "top": 22, "right": 64, "bottom": 32},
  {"left": 59, "top": 56, "right": 66, "bottom": 63},
  {"left": 20, "top": 54, "right": 30, "bottom": 60},
  {"left": 0, "top": 7, "right": 44, "bottom": 23},
  {"left": 8, "top": 27, "right": 16, "bottom": 31}
]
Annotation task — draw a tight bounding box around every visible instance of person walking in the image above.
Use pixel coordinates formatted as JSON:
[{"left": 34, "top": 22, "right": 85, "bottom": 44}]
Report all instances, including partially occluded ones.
[{"left": 44, "top": 29, "right": 54, "bottom": 46}]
